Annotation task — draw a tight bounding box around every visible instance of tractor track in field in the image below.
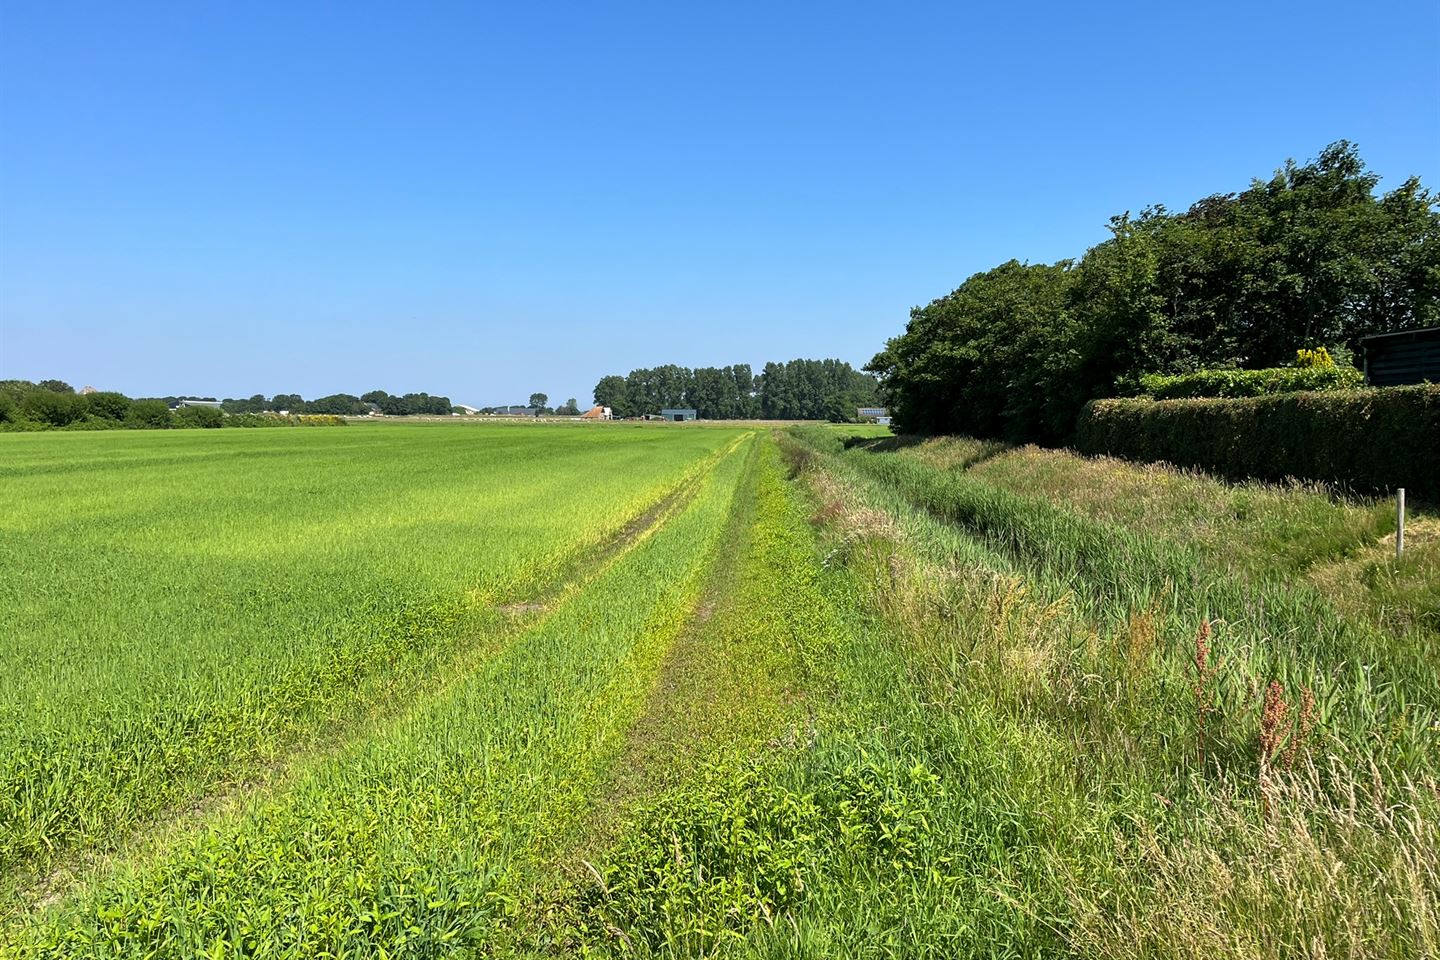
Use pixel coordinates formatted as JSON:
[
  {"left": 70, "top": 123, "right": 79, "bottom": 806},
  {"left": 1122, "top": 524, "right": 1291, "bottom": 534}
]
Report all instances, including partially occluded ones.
[
  {"left": 7, "top": 439, "right": 752, "bottom": 921},
  {"left": 586, "top": 439, "right": 762, "bottom": 825},
  {"left": 510, "top": 435, "right": 827, "bottom": 946}
]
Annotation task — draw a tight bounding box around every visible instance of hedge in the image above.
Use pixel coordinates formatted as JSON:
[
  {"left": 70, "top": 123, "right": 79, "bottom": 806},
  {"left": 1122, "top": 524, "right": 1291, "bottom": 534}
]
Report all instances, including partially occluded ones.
[
  {"left": 0, "top": 411, "right": 349, "bottom": 433},
  {"left": 1075, "top": 385, "right": 1440, "bottom": 498},
  {"left": 1136, "top": 364, "right": 1364, "bottom": 399}
]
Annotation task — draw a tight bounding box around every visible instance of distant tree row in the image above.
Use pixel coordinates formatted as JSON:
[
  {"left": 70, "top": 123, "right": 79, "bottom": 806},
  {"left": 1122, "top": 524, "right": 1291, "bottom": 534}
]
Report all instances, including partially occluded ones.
[
  {"left": 593, "top": 359, "right": 879, "bottom": 421},
  {"left": 460, "top": 394, "right": 580, "bottom": 416},
  {"left": 0, "top": 380, "right": 343, "bottom": 430},
  {"left": 220, "top": 389, "right": 453, "bottom": 416},
  {"left": 869, "top": 141, "right": 1440, "bottom": 440}
]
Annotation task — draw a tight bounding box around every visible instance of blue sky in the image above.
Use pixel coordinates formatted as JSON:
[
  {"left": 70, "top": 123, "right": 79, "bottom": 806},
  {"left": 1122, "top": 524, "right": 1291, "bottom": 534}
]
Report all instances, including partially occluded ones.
[{"left": 2, "top": 1, "right": 1437, "bottom": 406}]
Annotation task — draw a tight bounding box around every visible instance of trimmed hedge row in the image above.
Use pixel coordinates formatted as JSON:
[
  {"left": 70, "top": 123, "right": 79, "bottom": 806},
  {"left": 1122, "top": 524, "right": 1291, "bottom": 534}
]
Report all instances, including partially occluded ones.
[
  {"left": 1075, "top": 385, "right": 1440, "bottom": 498},
  {"left": 0, "top": 411, "right": 348, "bottom": 433},
  {"left": 1136, "top": 364, "right": 1364, "bottom": 399}
]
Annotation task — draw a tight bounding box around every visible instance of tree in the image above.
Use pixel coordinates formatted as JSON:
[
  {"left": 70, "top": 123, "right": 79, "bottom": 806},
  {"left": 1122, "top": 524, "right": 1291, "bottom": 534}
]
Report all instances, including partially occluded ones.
[
  {"left": 874, "top": 141, "right": 1440, "bottom": 442},
  {"left": 84, "top": 391, "right": 132, "bottom": 421},
  {"left": 37, "top": 379, "right": 73, "bottom": 394},
  {"left": 221, "top": 394, "right": 268, "bottom": 414},
  {"left": 126, "top": 399, "right": 173, "bottom": 429},
  {"left": 21, "top": 390, "right": 84, "bottom": 426},
  {"left": 174, "top": 405, "right": 223, "bottom": 428},
  {"left": 728, "top": 365, "right": 758, "bottom": 418},
  {"left": 755, "top": 359, "right": 879, "bottom": 421},
  {"left": 597, "top": 360, "right": 871, "bottom": 422},
  {"left": 306, "top": 394, "right": 367, "bottom": 415},
  {"left": 873, "top": 259, "right": 1089, "bottom": 437},
  {"left": 593, "top": 375, "right": 630, "bottom": 417},
  {"left": 690, "top": 367, "right": 726, "bottom": 419}
]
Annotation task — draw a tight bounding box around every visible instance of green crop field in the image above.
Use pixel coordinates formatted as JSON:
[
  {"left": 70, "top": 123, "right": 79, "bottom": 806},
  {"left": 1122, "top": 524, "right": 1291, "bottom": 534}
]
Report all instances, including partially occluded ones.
[{"left": 2, "top": 422, "right": 1436, "bottom": 958}]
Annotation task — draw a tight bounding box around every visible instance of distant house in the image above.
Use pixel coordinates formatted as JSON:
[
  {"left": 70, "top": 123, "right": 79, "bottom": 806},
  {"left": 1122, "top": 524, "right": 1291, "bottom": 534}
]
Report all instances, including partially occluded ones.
[
  {"left": 857, "top": 406, "right": 888, "bottom": 421},
  {"left": 493, "top": 405, "right": 540, "bottom": 417},
  {"left": 580, "top": 406, "right": 613, "bottom": 420},
  {"left": 659, "top": 408, "right": 697, "bottom": 422},
  {"left": 452, "top": 404, "right": 480, "bottom": 415},
  {"left": 1362, "top": 327, "right": 1440, "bottom": 386},
  {"left": 174, "top": 399, "right": 223, "bottom": 410}
]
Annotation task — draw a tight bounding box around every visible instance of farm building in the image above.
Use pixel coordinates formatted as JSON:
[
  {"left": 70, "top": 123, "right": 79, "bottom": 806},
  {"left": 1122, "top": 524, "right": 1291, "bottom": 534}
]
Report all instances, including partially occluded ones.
[
  {"left": 452, "top": 404, "right": 480, "bottom": 415},
  {"left": 580, "top": 406, "right": 613, "bottom": 420},
  {"left": 1361, "top": 327, "right": 1440, "bottom": 386},
  {"left": 659, "top": 408, "right": 697, "bottom": 422},
  {"left": 173, "top": 399, "right": 223, "bottom": 410},
  {"left": 857, "top": 406, "right": 888, "bottom": 421}
]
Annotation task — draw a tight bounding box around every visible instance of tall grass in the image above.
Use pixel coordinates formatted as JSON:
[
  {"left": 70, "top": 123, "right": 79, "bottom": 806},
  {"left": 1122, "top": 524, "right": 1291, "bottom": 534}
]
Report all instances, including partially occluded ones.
[
  {"left": 545, "top": 427, "right": 1437, "bottom": 956},
  {"left": 801, "top": 427, "right": 1439, "bottom": 775}
]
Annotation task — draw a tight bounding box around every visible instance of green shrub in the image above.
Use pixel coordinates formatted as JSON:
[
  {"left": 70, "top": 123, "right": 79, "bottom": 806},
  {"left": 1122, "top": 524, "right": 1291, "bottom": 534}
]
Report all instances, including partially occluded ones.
[
  {"left": 84, "top": 391, "right": 132, "bottom": 421},
  {"left": 1294, "top": 346, "right": 1336, "bottom": 368},
  {"left": 293, "top": 414, "right": 347, "bottom": 426},
  {"left": 174, "top": 405, "right": 224, "bottom": 428},
  {"left": 223, "top": 413, "right": 287, "bottom": 428},
  {"left": 1076, "top": 386, "right": 1440, "bottom": 498},
  {"left": 125, "top": 399, "right": 174, "bottom": 429},
  {"left": 0, "top": 418, "right": 51, "bottom": 432},
  {"left": 60, "top": 417, "right": 125, "bottom": 431},
  {"left": 20, "top": 390, "right": 85, "bottom": 427},
  {"left": 1137, "top": 364, "right": 1364, "bottom": 399}
]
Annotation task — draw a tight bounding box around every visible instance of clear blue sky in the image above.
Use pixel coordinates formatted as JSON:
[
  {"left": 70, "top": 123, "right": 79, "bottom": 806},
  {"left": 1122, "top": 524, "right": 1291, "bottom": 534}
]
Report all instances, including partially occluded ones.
[{"left": 2, "top": 1, "right": 1437, "bottom": 406}]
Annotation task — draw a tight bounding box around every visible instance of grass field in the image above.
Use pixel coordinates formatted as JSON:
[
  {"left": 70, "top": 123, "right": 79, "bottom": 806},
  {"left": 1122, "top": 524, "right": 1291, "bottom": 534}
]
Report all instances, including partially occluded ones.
[{"left": 1, "top": 422, "right": 1436, "bottom": 957}]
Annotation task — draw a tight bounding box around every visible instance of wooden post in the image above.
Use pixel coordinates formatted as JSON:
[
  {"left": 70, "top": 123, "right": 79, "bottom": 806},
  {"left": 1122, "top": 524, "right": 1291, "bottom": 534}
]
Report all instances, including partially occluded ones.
[{"left": 1397, "top": 488, "right": 1406, "bottom": 559}]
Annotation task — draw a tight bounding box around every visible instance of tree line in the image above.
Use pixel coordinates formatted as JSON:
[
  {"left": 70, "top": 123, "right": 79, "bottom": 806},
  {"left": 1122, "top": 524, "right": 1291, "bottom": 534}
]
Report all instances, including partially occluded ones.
[
  {"left": 0, "top": 380, "right": 346, "bottom": 430},
  {"left": 593, "top": 359, "right": 879, "bottom": 421},
  {"left": 471, "top": 394, "right": 583, "bottom": 416},
  {"left": 868, "top": 141, "right": 1440, "bottom": 441},
  {"left": 220, "top": 389, "right": 453, "bottom": 416}
]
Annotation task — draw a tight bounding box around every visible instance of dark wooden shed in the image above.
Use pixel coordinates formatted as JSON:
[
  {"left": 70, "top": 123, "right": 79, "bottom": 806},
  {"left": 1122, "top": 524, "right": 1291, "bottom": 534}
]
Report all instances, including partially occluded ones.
[{"left": 1361, "top": 327, "right": 1440, "bottom": 386}]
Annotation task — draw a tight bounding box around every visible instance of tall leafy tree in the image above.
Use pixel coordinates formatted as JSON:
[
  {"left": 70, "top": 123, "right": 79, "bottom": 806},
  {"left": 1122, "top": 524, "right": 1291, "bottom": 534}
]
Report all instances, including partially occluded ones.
[
  {"left": 593, "top": 375, "right": 630, "bottom": 416},
  {"left": 874, "top": 142, "right": 1440, "bottom": 440}
]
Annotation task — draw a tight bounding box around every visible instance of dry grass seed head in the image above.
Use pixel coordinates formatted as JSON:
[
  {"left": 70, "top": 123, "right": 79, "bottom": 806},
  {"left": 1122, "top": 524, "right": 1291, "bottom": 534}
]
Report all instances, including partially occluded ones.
[
  {"left": 1260, "top": 681, "right": 1290, "bottom": 767},
  {"left": 1124, "top": 601, "right": 1162, "bottom": 675}
]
